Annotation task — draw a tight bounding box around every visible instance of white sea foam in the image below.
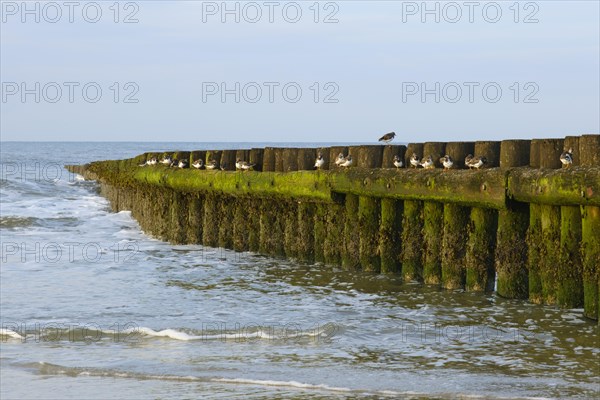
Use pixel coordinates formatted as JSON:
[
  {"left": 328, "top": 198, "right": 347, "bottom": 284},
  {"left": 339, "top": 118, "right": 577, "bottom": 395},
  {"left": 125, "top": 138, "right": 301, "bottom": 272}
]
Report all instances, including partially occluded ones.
[
  {"left": 0, "top": 329, "right": 24, "bottom": 339},
  {"left": 210, "top": 378, "right": 353, "bottom": 392}
]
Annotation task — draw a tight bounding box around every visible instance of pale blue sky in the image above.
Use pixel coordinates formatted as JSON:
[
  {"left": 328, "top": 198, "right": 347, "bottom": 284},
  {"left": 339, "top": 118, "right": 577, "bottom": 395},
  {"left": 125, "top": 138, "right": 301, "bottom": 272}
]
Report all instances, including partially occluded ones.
[{"left": 1, "top": 1, "right": 598, "bottom": 142}]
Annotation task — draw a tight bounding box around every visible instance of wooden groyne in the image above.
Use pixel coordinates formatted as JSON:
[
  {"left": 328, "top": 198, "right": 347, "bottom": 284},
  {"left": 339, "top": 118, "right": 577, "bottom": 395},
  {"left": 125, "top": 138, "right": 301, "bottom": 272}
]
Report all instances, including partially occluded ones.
[{"left": 66, "top": 135, "right": 600, "bottom": 322}]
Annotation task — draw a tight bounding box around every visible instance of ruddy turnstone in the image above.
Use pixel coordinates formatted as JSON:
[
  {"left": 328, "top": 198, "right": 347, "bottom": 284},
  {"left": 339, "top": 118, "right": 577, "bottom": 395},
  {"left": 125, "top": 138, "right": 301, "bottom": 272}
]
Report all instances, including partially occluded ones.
[
  {"left": 465, "top": 154, "right": 474, "bottom": 169},
  {"left": 205, "top": 160, "right": 218, "bottom": 170},
  {"left": 440, "top": 155, "right": 453, "bottom": 171},
  {"left": 468, "top": 156, "right": 487, "bottom": 170},
  {"left": 340, "top": 155, "right": 353, "bottom": 167},
  {"left": 147, "top": 157, "right": 158, "bottom": 166},
  {"left": 160, "top": 156, "right": 172, "bottom": 165},
  {"left": 393, "top": 155, "right": 404, "bottom": 168},
  {"left": 314, "top": 152, "right": 325, "bottom": 169},
  {"left": 335, "top": 153, "right": 346, "bottom": 166},
  {"left": 409, "top": 153, "right": 420, "bottom": 168},
  {"left": 378, "top": 132, "right": 396, "bottom": 144},
  {"left": 237, "top": 159, "right": 255, "bottom": 171},
  {"left": 178, "top": 159, "right": 188, "bottom": 169},
  {"left": 560, "top": 148, "right": 573, "bottom": 168},
  {"left": 420, "top": 155, "right": 434, "bottom": 169},
  {"left": 192, "top": 159, "right": 204, "bottom": 169},
  {"left": 170, "top": 159, "right": 179, "bottom": 168}
]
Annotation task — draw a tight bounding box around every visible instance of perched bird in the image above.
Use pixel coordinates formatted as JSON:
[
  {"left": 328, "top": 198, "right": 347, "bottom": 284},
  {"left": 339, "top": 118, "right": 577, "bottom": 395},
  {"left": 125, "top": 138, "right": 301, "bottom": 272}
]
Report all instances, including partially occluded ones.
[
  {"left": 465, "top": 154, "right": 474, "bottom": 169},
  {"left": 420, "top": 155, "right": 434, "bottom": 169},
  {"left": 409, "top": 153, "right": 420, "bottom": 168},
  {"left": 147, "top": 157, "right": 158, "bottom": 166},
  {"left": 314, "top": 152, "right": 325, "bottom": 170},
  {"left": 192, "top": 159, "right": 204, "bottom": 169},
  {"left": 560, "top": 148, "right": 573, "bottom": 168},
  {"left": 237, "top": 159, "right": 255, "bottom": 171},
  {"left": 205, "top": 160, "right": 218, "bottom": 170},
  {"left": 468, "top": 156, "right": 487, "bottom": 170},
  {"left": 170, "top": 159, "right": 179, "bottom": 168},
  {"left": 440, "top": 155, "right": 453, "bottom": 171},
  {"left": 160, "top": 156, "right": 172, "bottom": 165},
  {"left": 393, "top": 155, "right": 404, "bottom": 168},
  {"left": 335, "top": 153, "right": 346, "bottom": 166},
  {"left": 178, "top": 159, "right": 188, "bottom": 169},
  {"left": 340, "top": 155, "right": 353, "bottom": 168},
  {"left": 378, "top": 132, "right": 396, "bottom": 144}
]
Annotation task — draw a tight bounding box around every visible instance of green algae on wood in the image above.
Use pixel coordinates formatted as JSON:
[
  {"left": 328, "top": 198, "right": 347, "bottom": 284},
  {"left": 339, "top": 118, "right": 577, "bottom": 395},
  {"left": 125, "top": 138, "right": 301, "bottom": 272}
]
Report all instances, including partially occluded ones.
[
  {"left": 296, "top": 201, "right": 316, "bottom": 262},
  {"left": 283, "top": 201, "right": 299, "bottom": 258},
  {"left": 423, "top": 201, "right": 443, "bottom": 284},
  {"left": 342, "top": 194, "right": 360, "bottom": 270},
  {"left": 466, "top": 208, "right": 497, "bottom": 292},
  {"left": 202, "top": 194, "right": 220, "bottom": 248},
  {"left": 441, "top": 203, "right": 470, "bottom": 289},
  {"left": 401, "top": 200, "right": 424, "bottom": 282},
  {"left": 557, "top": 205, "right": 583, "bottom": 307},
  {"left": 582, "top": 206, "right": 600, "bottom": 320},
  {"left": 495, "top": 202, "right": 529, "bottom": 299},
  {"left": 540, "top": 205, "right": 561, "bottom": 305},
  {"left": 324, "top": 202, "right": 345, "bottom": 265},
  {"left": 527, "top": 203, "right": 543, "bottom": 304},
  {"left": 379, "top": 198, "right": 402, "bottom": 274},
  {"left": 358, "top": 196, "right": 381, "bottom": 272}
]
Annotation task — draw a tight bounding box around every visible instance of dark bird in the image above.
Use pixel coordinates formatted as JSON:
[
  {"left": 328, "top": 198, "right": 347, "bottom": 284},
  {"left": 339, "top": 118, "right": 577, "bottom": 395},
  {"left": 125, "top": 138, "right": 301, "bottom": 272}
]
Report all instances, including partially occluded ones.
[
  {"left": 378, "top": 132, "right": 396, "bottom": 144},
  {"left": 205, "top": 160, "right": 218, "bottom": 170},
  {"left": 468, "top": 156, "right": 487, "bottom": 170},
  {"left": 178, "top": 159, "right": 188, "bottom": 169},
  {"left": 560, "top": 148, "right": 573, "bottom": 168}
]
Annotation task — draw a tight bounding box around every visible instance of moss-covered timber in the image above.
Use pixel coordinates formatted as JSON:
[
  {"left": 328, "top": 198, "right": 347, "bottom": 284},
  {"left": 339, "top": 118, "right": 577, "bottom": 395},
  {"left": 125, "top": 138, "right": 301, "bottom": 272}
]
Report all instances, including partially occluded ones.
[
  {"left": 329, "top": 168, "right": 506, "bottom": 209},
  {"left": 507, "top": 167, "right": 600, "bottom": 206},
  {"left": 441, "top": 204, "right": 470, "bottom": 289},
  {"left": 283, "top": 201, "right": 299, "bottom": 258},
  {"left": 495, "top": 202, "right": 529, "bottom": 299},
  {"left": 401, "top": 200, "right": 423, "bottom": 282},
  {"left": 423, "top": 202, "right": 443, "bottom": 284},
  {"left": 557, "top": 206, "right": 583, "bottom": 307},
  {"left": 466, "top": 208, "right": 497, "bottom": 292},
  {"left": 582, "top": 206, "right": 600, "bottom": 320},
  {"left": 202, "top": 194, "right": 220, "bottom": 248},
  {"left": 379, "top": 198, "right": 402, "bottom": 274},
  {"left": 323, "top": 202, "right": 345, "bottom": 265},
  {"left": 342, "top": 194, "right": 360, "bottom": 270},
  {"left": 527, "top": 203, "right": 543, "bottom": 304},
  {"left": 358, "top": 196, "right": 381, "bottom": 272},
  {"left": 540, "top": 205, "right": 561, "bottom": 305},
  {"left": 297, "top": 201, "right": 316, "bottom": 262}
]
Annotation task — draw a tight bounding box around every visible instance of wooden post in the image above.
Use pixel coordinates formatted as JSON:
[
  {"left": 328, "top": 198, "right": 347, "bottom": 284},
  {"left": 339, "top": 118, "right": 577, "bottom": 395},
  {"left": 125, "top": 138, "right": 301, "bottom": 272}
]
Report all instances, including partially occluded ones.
[
  {"left": 358, "top": 196, "right": 381, "bottom": 272},
  {"left": 314, "top": 203, "right": 327, "bottom": 263},
  {"left": 298, "top": 148, "right": 317, "bottom": 171},
  {"left": 235, "top": 149, "right": 250, "bottom": 167},
  {"left": 190, "top": 151, "right": 206, "bottom": 167},
  {"left": 405, "top": 143, "right": 424, "bottom": 168},
  {"left": 220, "top": 150, "right": 237, "bottom": 171},
  {"left": 423, "top": 201, "right": 443, "bottom": 284},
  {"left": 557, "top": 206, "right": 583, "bottom": 307},
  {"left": 249, "top": 148, "right": 264, "bottom": 172},
  {"left": 496, "top": 140, "right": 530, "bottom": 299},
  {"left": 324, "top": 202, "right": 345, "bottom": 265},
  {"left": 248, "top": 199, "right": 261, "bottom": 252},
  {"left": 563, "top": 136, "right": 580, "bottom": 167},
  {"left": 274, "top": 148, "right": 285, "bottom": 172},
  {"left": 580, "top": 135, "right": 600, "bottom": 320},
  {"left": 423, "top": 142, "right": 445, "bottom": 168},
  {"left": 466, "top": 208, "right": 497, "bottom": 291},
  {"left": 441, "top": 204, "right": 470, "bottom": 289},
  {"left": 282, "top": 148, "right": 299, "bottom": 172},
  {"left": 445, "top": 142, "right": 475, "bottom": 169},
  {"left": 259, "top": 198, "right": 284, "bottom": 257},
  {"left": 297, "top": 201, "right": 316, "bottom": 263},
  {"left": 233, "top": 198, "right": 248, "bottom": 252},
  {"left": 262, "top": 147, "right": 276, "bottom": 172},
  {"left": 357, "top": 146, "right": 384, "bottom": 168},
  {"left": 382, "top": 145, "right": 406, "bottom": 168},
  {"left": 538, "top": 138, "right": 564, "bottom": 169},
  {"left": 474, "top": 141, "right": 501, "bottom": 167},
  {"left": 342, "top": 194, "right": 361, "bottom": 270},
  {"left": 187, "top": 193, "right": 204, "bottom": 244},
  {"left": 528, "top": 203, "right": 543, "bottom": 303},
  {"left": 401, "top": 200, "right": 424, "bottom": 281},
  {"left": 283, "top": 201, "right": 299, "bottom": 258},
  {"left": 328, "top": 146, "right": 348, "bottom": 170},
  {"left": 202, "top": 193, "right": 220, "bottom": 248},
  {"left": 218, "top": 196, "right": 234, "bottom": 249},
  {"left": 380, "top": 198, "right": 402, "bottom": 273},
  {"left": 317, "top": 147, "right": 331, "bottom": 170}
]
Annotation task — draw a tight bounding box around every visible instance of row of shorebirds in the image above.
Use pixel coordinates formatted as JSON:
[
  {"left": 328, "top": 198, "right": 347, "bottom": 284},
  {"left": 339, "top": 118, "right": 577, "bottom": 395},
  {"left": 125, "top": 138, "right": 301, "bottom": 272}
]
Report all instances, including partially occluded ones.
[
  {"left": 319, "top": 152, "right": 487, "bottom": 170},
  {"left": 139, "top": 146, "right": 575, "bottom": 171},
  {"left": 139, "top": 156, "right": 256, "bottom": 171}
]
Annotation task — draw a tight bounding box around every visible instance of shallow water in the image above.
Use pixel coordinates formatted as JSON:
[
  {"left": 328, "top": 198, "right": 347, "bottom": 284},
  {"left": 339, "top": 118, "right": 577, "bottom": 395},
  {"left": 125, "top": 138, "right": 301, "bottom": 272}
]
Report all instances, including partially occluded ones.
[{"left": 1, "top": 142, "right": 598, "bottom": 399}]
